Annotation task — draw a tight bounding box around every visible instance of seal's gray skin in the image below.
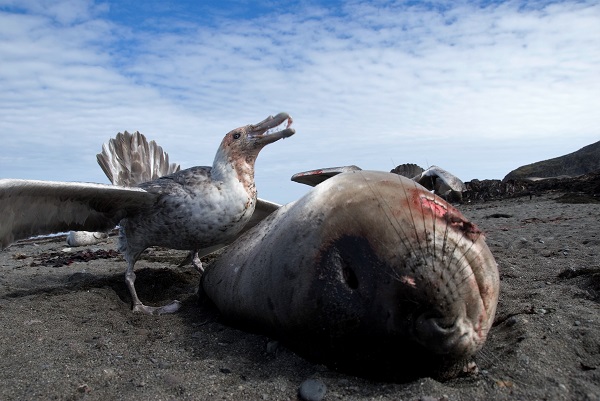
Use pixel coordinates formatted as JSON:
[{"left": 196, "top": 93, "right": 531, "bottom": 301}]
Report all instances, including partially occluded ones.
[
  {"left": 0, "top": 113, "right": 294, "bottom": 315},
  {"left": 201, "top": 170, "right": 498, "bottom": 379}
]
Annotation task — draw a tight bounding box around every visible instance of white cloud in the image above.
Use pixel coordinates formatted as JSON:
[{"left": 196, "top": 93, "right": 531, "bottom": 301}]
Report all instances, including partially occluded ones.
[{"left": 0, "top": 0, "right": 598, "bottom": 204}]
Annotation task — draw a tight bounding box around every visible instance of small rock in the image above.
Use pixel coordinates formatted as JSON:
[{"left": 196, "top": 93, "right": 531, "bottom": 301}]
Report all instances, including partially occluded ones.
[
  {"left": 102, "top": 368, "right": 116, "bottom": 380},
  {"left": 505, "top": 316, "right": 519, "bottom": 327},
  {"left": 77, "top": 384, "right": 91, "bottom": 393},
  {"left": 163, "top": 373, "right": 183, "bottom": 388},
  {"left": 298, "top": 378, "right": 327, "bottom": 401},
  {"left": 266, "top": 340, "right": 279, "bottom": 354},
  {"left": 66, "top": 272, "right": 94, "bottom": 284}
]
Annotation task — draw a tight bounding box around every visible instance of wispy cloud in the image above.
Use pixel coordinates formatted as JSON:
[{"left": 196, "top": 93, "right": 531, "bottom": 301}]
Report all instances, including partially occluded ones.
[{"left": 0, "top": 0, "right": 598, "bottom": 203}]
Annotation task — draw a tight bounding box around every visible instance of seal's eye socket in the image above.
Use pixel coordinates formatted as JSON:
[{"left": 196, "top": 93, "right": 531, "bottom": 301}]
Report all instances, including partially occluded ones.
[{"left": 233, "top": 133, "right": 241, "bottom": 140}]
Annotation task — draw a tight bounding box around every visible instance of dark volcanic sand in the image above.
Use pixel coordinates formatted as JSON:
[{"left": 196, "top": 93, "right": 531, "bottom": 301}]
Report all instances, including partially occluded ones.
[{"left": 1, "top": 192, "right": 599, "bottom": 401}]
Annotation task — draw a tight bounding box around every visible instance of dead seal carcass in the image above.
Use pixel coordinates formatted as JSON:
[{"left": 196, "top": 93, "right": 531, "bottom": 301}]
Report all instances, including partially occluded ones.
[{"left": 201, "top": 170, "right": 499, "bottom": 379}]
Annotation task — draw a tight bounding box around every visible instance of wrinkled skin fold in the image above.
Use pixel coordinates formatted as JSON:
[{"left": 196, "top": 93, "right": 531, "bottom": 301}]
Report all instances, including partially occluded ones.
[{"left": 201, "top": 171, "right": 499, "bottom": 380}]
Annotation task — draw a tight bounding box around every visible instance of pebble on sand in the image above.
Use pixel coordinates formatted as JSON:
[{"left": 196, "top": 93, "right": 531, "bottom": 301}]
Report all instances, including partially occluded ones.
[{"left": 298, "top": 378, "right": 327, "bottom": 401}]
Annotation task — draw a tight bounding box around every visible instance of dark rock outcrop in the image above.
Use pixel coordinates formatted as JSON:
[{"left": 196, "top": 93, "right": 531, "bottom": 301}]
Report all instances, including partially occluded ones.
[
  {"left": 464, "top": 172, "right": 600, "bottom": 203},
  {"left": 503, "top": 140, "right": 600, "bottom": 181}
]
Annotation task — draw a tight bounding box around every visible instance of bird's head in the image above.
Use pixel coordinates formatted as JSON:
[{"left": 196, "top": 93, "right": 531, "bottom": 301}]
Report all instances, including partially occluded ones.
[
  {"left": 219, "top": 112, "right": 295, "bottom": 160},
  {"left": 212, "top": 112, "right": 295, "bottom": 182}
]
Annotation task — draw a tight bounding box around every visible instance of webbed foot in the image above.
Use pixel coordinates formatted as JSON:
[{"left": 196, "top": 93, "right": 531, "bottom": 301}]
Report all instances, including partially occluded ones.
[{"left": 132, "top": 300, "right": 182, "bottom": 315}]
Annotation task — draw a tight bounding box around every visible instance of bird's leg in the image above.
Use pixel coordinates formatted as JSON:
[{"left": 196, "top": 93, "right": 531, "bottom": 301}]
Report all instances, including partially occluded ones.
[
  {"left": 191, "top": 250, "right": 204, "bottom": 273},
  {"left": 124, "top": 259, "right": 181, "bottom": 315},
  {"left": 177, "top": 249, "right": 203, "bottom": 273}
]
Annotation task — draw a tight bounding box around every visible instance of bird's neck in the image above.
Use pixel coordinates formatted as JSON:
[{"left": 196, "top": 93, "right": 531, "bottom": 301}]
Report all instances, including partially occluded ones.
[{"left": 212, "top": 147, "right": 257, "bottom": 200}]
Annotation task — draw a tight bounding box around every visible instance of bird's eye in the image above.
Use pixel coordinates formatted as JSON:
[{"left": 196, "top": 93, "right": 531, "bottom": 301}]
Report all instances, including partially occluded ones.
[{"left": 233, "top": 133, "right": 241, "bottom": 140}]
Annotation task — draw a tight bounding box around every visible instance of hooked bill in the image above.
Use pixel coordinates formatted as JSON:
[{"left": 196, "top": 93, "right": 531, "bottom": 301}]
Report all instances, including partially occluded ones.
[{"left": 201, "top": 170, "right": 499, "bottom": 380}]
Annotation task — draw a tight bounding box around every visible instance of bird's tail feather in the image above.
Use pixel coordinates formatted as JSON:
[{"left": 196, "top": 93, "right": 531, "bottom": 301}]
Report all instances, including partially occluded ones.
[
  {"left": 96, "top": 131, "right": 180, "bottom": 187},
  {"left": 390, "top": 163, "right": 425, "bottom": 180}
]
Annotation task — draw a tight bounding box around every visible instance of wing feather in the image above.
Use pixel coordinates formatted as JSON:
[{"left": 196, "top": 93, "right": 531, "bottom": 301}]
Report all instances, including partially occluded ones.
[
  {"left": 245, "top": 198, "right": 280, "bottom": 231},
  {"left": 414, "top": 165, "right": 467, "bottom": 193},
  {"left": 0, "top": 179, "right": 156, "bottom": 248}
]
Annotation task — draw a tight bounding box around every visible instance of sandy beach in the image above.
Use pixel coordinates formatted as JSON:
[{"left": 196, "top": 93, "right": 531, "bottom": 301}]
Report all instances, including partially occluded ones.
[{"left": 1, "top": 191, "right": 599, "bottom": 401}]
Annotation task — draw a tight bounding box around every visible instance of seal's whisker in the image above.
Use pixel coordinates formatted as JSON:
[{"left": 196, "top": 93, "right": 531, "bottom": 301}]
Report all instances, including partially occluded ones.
[
  {"left": 410, "top": 180, "right": 436, "bottom": 264},
  {"left": 474, "top": 347, "right": 501, "bottom": 371},
  {"left": 357, "top": 172, "right": 421, "bottom": 259},
  {"left": 453, "top": 236, "right": 490, "bottom": 292},
  {"left": 445, "top": 226, "right": 483, "bottom": 285}
]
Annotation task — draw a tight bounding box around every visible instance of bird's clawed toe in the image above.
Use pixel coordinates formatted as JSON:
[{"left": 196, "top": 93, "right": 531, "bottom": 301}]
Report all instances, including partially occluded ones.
[{"left": 132, "top": 300, "right": 182, "bottom": 315}]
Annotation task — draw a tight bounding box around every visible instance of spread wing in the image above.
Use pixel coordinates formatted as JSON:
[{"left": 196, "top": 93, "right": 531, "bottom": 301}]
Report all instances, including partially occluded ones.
[
  {"left": 245, "top": 198, "right": 280, "bottom": 231},
  {"left": 0, "top": 179, "right": 157, "bottom": 249},
  {"left": 413, "top": 165, "right": 467, "bottom": 193}
]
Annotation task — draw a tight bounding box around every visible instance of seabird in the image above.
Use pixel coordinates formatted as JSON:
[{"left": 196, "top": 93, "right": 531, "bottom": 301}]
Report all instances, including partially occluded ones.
[{"left": 0, "top": 112, "right": 295, "bottom": 314}]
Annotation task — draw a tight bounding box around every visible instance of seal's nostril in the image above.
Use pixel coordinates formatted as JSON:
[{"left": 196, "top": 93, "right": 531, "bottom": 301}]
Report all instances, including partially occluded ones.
[
  {"left": 428, "top": 316, "right": 458, "bottom": 332},
  {"left": 342, "top": 260, "right": 359, "bottom": 290},
  {"left": 415, "top": 312, "right": 459, "bottom": 336}
]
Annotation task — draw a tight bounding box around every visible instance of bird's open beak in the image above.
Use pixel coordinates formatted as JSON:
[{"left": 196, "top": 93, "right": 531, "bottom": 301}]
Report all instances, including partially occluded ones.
[{"left": 248, "top": 112, "right": 295, "bottom": 144}]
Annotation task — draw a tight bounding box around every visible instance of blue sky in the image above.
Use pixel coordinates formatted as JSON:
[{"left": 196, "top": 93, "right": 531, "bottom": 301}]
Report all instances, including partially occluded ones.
[{"left": 0, "top": 0, "right": 598, "bottom": 204}]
